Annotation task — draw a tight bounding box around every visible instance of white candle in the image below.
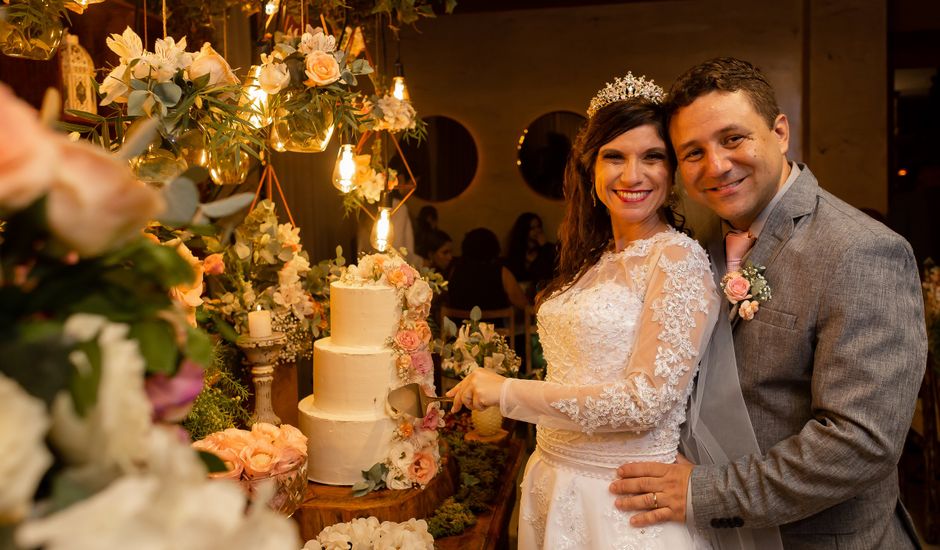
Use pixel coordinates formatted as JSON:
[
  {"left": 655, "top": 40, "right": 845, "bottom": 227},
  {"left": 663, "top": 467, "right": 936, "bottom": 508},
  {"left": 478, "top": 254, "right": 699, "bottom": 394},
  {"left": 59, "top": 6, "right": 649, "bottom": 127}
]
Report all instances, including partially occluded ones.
[{"left": 247, "top": 306, "right": 272, "bottom": 338}]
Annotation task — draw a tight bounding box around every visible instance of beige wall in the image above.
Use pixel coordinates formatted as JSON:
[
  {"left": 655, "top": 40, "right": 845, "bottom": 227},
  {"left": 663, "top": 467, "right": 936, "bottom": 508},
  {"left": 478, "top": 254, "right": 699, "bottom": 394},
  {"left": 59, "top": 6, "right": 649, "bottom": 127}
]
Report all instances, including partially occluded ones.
[{"left": 270, "top": 0, "right": 886, "bottom": 261}]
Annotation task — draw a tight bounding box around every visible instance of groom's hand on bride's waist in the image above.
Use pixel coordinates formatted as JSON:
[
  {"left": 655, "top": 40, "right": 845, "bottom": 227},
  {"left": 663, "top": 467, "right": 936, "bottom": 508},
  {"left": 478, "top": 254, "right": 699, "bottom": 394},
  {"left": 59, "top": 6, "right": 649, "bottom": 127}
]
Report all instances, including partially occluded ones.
[{"left": 609, "top": 462, "right": 693, "bottom": 527}]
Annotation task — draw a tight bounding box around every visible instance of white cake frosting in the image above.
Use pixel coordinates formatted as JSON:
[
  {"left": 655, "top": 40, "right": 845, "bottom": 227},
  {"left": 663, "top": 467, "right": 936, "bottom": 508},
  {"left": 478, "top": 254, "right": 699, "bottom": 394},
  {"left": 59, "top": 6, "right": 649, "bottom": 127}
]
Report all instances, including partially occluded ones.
[
  {"left": 299, "top": 281, "right": 402, "bottom": 485},
  {"left": 329, "top": 281, "right": 401, "bottom": 348}
]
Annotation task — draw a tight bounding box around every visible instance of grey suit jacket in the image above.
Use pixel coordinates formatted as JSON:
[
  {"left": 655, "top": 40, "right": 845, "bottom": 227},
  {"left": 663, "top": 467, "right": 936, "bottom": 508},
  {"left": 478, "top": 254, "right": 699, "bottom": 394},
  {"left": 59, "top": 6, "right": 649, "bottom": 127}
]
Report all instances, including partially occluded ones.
[{"left": 689, "top": 166, "right": 927, "bottom": 549}]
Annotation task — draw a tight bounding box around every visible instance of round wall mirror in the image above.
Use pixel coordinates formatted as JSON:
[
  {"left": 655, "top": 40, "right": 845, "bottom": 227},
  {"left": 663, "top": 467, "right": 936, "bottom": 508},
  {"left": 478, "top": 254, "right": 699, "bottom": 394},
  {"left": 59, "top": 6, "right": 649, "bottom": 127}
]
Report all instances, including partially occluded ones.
[
  {"left": 390, "top": 115, "right": 477, "bottom": 202},
  {"left": 517, "top": 111, "right": 586, "bottom": 200}
]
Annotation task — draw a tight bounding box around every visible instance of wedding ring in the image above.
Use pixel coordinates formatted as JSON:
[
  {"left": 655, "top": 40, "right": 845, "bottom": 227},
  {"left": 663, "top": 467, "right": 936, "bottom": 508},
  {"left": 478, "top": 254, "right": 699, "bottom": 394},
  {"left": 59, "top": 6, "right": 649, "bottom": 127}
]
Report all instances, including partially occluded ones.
[{"left": 651, "top": 492, "right": 658, "bottom": 509}]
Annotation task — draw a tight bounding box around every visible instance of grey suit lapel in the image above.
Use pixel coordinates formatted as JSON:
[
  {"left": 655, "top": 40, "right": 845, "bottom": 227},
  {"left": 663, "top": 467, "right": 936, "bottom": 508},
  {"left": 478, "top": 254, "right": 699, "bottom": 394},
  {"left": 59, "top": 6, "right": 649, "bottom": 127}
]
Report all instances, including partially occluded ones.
[
  {"left": 731, "top": 165, "right": 818, "bottom": 328},
  {"left": 745, "top": 165, "right": 818, "bottom": 275}
]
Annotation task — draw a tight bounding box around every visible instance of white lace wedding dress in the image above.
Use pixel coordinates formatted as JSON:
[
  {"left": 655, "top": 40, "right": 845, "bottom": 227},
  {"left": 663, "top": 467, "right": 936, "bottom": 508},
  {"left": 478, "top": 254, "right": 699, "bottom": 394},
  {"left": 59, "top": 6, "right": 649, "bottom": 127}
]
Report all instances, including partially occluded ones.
[{"left": 500, "top": 228, "right": 720, "bottom": 550}]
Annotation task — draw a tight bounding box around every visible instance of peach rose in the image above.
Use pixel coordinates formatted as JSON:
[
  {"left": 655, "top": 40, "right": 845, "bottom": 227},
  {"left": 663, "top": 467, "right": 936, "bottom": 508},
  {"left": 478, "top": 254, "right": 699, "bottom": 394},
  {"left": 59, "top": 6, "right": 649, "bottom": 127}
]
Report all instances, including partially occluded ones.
[
  {"left": 250, "top": 422, "right": 281, "bottom": 445},
  {"left": 277, "top": 423, "right": 308, "bottom": 455},
  {"left": 739, "top": 299, "right": 760, "bottom": 321},
  {"left": 47, "top": 139, "right": 164, "bottom": 257},
  {"left": 722, "top": 274, "right": 751, "bottom": 304},
  {"left": 203, "top": 253, "right": 225, "bottom": 275},
  {"left": 413, "top": 320, "right": 432, "bottom": 344},
  {"left": 303, "top": 50, "right": 341, "bottom": 87},
  {"left": 188, "top": 42, "right": 240, "bottom": 87},
  {"left": 239, "top": 440, "right": 280, "bottom": 478},
  {"left": 386, "top": 267, "right": 407, "bottom": 288},
  {"left": 0, "top": 84, "right": 57, "bottom": 211},
  {"left": 216, "top": 427, "right": 255, "bottom": 453},
  {"left": 270, "top": 445, "right": 305, "bottom": 475},
  {"left": 394, "top": 330, "right": 423, "bottom": 353},
  {"left": 409, "top": 451, "right": 436, "bottom": 486}
]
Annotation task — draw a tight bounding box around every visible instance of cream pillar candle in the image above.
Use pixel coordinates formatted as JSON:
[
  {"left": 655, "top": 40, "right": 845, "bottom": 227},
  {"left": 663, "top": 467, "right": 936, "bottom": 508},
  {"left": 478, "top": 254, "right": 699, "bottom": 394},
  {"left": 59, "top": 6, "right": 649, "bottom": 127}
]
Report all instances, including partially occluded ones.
[{"left": 247, "top": 306, "right": 272, "bottom": 338}]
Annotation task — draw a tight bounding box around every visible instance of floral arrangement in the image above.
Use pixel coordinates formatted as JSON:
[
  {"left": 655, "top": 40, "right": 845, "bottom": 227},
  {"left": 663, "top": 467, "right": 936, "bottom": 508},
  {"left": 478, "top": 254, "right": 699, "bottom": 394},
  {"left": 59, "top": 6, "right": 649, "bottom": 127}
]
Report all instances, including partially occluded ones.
[
  {"left": 0, "top": 84, "right": 299, "bottom": 547},
  {"left": 341, "top": 251, "right": 447, "bottom": 493},
  {"left": 199, "top": 200, "right": 343, "bottom": 362},
  {"left": 721, "top": 261, "right": 772, "bottom": 321},
  {"left": 363, "top": 93, "right": 422, "bottom": 135},
  {"left": 302, "top": 516, "right": 434, "bottom": 550},
  {"left": 78, "top": 27, "right": 259, "bottom": 174},
  {"left": 439, "top": 307, "right": 521, "bottom": 378},
  {"left": 260, "top": 25, "right": 372, "bottom": 140},
  {"left": 192, "top": 422, "right": 308, "bottom": 514},
  {"left": 924, "top": 260, "right": 940, "bottom": 365}
]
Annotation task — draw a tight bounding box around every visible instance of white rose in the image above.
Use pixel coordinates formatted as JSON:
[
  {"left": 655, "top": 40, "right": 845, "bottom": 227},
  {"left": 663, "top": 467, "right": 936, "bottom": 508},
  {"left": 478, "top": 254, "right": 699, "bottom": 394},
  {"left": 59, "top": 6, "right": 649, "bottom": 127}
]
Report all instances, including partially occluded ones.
[
  {"left": 0, "top": 374, "right": 52, "bottom": 523},
  {"left": 406, "top": 279, "right": 432, "bottom": 308},
  {"left": 258, "top": 61, "right": 290, "bottom": 94},
  {"left": 49, "top": 314, "right": 152, "bottom": 471},
  {"left": 188, "top": 42, "right": 240, "bottom": 87}
]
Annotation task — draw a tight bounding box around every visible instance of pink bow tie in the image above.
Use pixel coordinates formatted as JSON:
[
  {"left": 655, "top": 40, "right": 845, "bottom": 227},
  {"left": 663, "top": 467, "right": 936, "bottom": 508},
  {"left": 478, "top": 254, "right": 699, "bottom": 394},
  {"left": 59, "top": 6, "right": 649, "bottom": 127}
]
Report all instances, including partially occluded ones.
[{"left": 725, "top": 230, "right": 756, "bottom": 273}]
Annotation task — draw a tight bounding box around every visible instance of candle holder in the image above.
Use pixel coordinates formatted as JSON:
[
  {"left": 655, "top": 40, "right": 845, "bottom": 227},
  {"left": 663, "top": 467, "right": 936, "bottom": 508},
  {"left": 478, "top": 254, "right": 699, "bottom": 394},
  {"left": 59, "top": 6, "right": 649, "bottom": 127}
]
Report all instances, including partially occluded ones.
[{"left": 237, "top": 332, "right": 288, "bottom": 426}]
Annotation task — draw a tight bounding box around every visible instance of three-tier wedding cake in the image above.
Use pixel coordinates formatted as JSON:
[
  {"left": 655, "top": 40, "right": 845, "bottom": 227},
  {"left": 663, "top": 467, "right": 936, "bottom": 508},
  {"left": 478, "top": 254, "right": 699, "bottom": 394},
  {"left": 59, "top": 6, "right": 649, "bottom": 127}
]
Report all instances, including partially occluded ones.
[{"left": 298, "top": 253, "right": 443, "bottom": 489}]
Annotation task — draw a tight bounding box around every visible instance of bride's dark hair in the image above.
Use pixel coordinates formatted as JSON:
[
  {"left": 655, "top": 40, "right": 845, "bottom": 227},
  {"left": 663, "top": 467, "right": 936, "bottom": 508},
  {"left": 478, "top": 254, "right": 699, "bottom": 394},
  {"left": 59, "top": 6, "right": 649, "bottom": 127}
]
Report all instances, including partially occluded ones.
[{"left": 536, "top": 99, "right": 682, "bottom": 308}]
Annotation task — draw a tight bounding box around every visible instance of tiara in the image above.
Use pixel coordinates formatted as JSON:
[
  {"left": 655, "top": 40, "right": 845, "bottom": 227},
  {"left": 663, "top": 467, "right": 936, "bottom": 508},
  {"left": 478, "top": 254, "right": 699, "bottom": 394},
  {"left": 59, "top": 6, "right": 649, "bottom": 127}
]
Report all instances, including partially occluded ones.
[{"left": 587, "top": 72, "right": 665, "bottom": 118}]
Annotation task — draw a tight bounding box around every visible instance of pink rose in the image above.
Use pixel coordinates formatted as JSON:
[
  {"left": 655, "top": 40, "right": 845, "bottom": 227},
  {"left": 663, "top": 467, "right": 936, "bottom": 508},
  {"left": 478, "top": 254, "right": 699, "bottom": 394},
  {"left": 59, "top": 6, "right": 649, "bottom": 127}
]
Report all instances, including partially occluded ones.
[
  {"left": 270, "top": 445, "right": 305, "bottom": 475},
  {"left": 47, "top": 139, "right": 164, "bottom": 257},
  {"left": 303, "top": 50, "right": 341, "bottom": 86},
  {"left": 394, "top": 330, "right": 423, "bottom": 353},
  {"left": 420, "top": 402, "right": 444, "bottom": 431},
  {"left": 203, "top": 253, "right": 225, "bottom": 275},
  {"left": 0, "top": 84, "right": 57, "bottom": 211},
  {"left": 410, "top": 350, "right": 433, "bottom": 376},
  {"left": 409, "top": 451, "right": 437, "bottom": 486},
  {"left": 739, "top": 300, "right": 760, "bottom": 321},
  {"left": 723, "top": 274, "right": 751, "bottom": 304},
  {"left": 413, "top": 320, "right": 432, "bottom": 344},
  {"left": 144, "top": 359, "right": 205, "bottom": 422}
]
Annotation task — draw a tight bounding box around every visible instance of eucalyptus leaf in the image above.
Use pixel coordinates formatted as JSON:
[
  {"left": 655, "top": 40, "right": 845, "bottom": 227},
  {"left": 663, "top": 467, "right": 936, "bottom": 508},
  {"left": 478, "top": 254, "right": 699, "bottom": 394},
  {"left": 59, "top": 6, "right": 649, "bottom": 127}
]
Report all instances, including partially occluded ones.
[
  {"left": 118, "top": 116, "right": 159, "bottom": 161},
  {"left": 158, "top": 177, "right": 200, "bottom": 226},
  {"left": 153, "top": 81, "right": 183, "bottom": 107},
  {"left": 199, "top": 193, "right": 254, "bottom": 219},
  {"left": 127, "top": 89, "right": 153, "bottom": 117},
  {"left": 470, "top": 306, "right": 482, "bottom": 322},
  {"left": 185, "top": 325, "right": 213, "bottom": 368}
]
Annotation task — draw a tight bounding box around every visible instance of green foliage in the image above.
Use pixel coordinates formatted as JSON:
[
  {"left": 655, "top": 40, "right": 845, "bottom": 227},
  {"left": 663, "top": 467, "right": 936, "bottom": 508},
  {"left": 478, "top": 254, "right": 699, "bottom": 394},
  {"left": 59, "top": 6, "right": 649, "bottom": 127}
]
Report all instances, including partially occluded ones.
[
  {"left": 182, "top": 341, "right": 251, "bottom": 440},
  {"left": 351, "top": 462, "right": 389, "bottom": 496},
  {"left": 426, "top": 497, "right": 476, "bottom": 539}
]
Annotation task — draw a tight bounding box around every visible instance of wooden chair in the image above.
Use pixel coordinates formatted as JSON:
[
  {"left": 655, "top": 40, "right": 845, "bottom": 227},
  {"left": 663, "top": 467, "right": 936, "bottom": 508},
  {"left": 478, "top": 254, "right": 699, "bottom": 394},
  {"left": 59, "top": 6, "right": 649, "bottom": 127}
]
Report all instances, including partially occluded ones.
[{"left": 439, "top": 306, "right": 515, "bottom": 340}]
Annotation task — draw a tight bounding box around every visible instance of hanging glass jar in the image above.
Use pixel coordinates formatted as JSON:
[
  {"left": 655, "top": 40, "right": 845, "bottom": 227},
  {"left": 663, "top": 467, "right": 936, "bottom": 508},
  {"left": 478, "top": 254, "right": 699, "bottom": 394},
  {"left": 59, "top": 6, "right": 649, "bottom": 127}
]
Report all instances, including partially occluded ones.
[
  {"left": 207, "top": 143, "right": 250, "bottom": 185},
  {"left": 269, "top": 91, "right": 335, "bottom": 153},
  {"left": 130, "top": 144, "right": 187, "bottom": 187},
  {"left": 171, "top": 128, "right": 209, "bottom": 169},
  {"left": 0, "top": 1, "right": 65, "bottom": 60}
]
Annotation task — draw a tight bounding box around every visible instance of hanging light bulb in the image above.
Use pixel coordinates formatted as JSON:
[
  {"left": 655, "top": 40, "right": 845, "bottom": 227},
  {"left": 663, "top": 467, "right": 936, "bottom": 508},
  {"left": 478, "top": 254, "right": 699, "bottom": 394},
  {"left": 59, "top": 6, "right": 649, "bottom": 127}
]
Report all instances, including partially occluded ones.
[
  {"left": 264, "top": 0, "right": 278, "bottom": 15},
  {"left": 241, "top": 65, "right": 272, "bottom": 129},
  {"left": 332, "top": 144, "right": 358, "bottom": 193},
  {"left": 370, "top": 207, "right": 395, "bottom": 252},
  {"left": 391, "top": 76, "right": 409, "bottom": 102}
]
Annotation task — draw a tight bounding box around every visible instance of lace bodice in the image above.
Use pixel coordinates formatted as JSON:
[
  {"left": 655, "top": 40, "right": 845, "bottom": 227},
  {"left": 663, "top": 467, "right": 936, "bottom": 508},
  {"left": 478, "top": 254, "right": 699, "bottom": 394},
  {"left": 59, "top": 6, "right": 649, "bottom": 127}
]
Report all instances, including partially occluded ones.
[{"left": 500, "top": 229, "right": 719, "bottom": 467}]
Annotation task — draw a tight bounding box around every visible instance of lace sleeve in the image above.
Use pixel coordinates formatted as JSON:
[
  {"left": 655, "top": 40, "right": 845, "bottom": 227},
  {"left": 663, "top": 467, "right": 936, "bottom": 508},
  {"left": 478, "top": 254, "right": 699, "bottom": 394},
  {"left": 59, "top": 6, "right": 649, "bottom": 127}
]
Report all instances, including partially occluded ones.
[{"left": 500, "top": 241, "right": 720, "bottom": 435}]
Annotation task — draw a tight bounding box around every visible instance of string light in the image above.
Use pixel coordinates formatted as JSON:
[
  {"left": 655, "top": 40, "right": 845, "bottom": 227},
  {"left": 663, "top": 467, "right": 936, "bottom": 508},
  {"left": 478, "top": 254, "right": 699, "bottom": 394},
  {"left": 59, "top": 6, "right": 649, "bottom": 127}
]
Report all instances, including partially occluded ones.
[
  {"left": 241, "top": 65, "right": 272, "bottom": 129},
  {"left": 332, "top": 144, "right": 358, "bottom": 193},
  {"left": 391, "top": 76, "right": 409, "bottom": 101}
]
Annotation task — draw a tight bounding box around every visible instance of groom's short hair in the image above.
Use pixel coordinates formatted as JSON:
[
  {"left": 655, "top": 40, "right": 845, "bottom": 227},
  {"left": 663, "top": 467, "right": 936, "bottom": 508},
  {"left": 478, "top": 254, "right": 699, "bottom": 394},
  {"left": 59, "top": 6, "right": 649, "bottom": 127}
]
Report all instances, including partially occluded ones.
[{"left": 667, "top": 57, "right": 781, "bottom": 128}]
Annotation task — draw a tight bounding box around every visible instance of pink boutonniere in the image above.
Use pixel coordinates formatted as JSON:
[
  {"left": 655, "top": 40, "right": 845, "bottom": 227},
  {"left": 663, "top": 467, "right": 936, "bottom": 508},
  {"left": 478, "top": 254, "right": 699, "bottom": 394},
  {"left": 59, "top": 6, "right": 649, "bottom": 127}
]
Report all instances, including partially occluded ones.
[{"left": 721, "top": 262, "right": 772, "bottom": 321}]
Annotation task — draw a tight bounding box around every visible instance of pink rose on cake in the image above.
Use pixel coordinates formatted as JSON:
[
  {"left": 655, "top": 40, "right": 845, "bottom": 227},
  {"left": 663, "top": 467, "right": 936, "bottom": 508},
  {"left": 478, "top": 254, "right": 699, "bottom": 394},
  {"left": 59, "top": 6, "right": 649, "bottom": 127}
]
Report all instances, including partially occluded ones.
[
  {"left": 394, "top": 330, "right": 423, "bottom": 353},
  {"left": 409, "top": 451, "right": 436, "bottom": 486},
  {"left": 410, "top": 350, "right": 433, "bottom": 377},
  {"left": 420, "top": 402, "right": 445, "bottom": 431}
]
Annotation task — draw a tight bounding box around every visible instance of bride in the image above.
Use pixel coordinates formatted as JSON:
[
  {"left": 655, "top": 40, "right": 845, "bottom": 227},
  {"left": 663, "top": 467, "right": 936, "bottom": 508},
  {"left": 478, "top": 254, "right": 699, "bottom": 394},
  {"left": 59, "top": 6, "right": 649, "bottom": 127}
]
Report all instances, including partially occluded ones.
[{"left": 447, "top": 73, "right": 720, "bottom": 549}]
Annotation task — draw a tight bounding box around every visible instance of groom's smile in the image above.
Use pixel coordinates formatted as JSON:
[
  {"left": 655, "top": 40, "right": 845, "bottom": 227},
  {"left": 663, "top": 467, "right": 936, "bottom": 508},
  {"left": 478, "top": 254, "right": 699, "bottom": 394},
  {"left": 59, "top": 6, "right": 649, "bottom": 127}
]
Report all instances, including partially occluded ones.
[{"left": 669, "top": 90, "right": 790, "bottom": 229}]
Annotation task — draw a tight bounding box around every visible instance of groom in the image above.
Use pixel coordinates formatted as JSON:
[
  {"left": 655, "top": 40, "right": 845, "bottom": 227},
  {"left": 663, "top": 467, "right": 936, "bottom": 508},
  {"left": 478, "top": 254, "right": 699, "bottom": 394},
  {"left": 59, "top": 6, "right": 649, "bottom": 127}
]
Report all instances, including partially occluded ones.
[{"left": 610, "top": 57, "right": 927, "bottom": 548}]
